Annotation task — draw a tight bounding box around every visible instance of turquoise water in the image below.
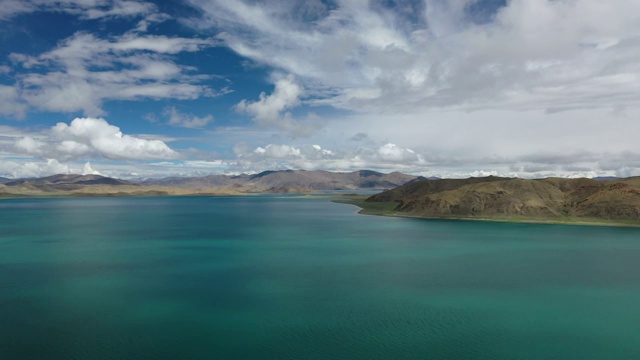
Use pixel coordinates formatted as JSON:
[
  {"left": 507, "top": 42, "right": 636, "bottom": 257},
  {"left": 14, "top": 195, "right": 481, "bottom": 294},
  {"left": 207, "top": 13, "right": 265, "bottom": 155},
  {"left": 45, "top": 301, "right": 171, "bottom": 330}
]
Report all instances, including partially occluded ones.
[{"left": 1, "top": 196, "right": 640, "bottom": 359}]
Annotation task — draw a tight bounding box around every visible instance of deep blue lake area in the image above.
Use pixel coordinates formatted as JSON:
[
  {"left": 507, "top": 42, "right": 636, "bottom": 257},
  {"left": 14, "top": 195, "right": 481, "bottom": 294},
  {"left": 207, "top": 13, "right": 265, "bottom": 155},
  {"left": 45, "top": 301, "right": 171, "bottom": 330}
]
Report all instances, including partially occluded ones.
[{"left": 1, "top": 196, "right": 639, "bottom": 359}]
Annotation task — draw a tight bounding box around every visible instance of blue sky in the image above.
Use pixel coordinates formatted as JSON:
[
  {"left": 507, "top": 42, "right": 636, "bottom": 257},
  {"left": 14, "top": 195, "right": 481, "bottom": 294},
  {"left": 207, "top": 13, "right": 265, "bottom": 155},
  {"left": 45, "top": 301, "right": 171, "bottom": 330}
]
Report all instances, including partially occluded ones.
[{"left": 1, "top": 0, "right": 640, "bottom": 179}]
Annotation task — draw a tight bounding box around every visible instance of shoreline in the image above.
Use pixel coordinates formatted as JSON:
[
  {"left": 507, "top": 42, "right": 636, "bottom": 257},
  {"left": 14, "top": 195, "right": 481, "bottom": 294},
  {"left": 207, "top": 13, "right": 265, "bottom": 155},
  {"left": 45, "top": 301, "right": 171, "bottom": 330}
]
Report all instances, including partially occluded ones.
[
  {"left": 0, "top": 190, "right": 366, "bottom": 200},
  {"left": 4, "top": 191, "right": 640, "bottom": 228},
  {"left": 332, "top": 195, "right": 640, "bottom": 229}
]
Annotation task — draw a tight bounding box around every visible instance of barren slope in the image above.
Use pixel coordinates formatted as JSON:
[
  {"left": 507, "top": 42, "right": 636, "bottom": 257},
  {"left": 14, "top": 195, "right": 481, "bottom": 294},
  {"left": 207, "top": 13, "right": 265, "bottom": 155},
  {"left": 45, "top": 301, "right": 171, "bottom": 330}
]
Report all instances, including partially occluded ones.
[{"left": 367, "top": 177, "right": 640, "bottom": 222}]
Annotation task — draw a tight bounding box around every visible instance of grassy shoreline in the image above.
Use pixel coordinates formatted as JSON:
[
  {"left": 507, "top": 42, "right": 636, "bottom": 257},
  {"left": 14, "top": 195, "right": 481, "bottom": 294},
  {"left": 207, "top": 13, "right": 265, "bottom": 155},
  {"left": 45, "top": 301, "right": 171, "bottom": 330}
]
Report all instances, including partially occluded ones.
[{"left": 333, "top": 195, "right": 640, "bottom": 228}]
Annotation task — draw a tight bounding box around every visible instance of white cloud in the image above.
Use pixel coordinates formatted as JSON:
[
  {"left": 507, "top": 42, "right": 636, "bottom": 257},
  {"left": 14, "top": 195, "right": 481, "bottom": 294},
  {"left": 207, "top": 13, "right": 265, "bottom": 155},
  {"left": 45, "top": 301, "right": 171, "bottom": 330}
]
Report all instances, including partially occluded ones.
[
  {"left": 82, "top": 162, "right": 101, "bottom": 175},
  {"left": 10, "top": 30, "right": 219, "bottom": 116},
  {"left": 230, "top": 141, "right": 429, "bottom": 174},
  {"left": 0, "top": 0, "right": 157, "bottom": 21},
  {"left": 0, "top": 159, "right": 71, "bottom": 179},
  {"left": 0, "top": 157, "right": 233, "bottom": 180},
  {"left": 14, "top": 117, "right": 177, "bottom": 161},
  {"left": 82, "top": 0, "right": 156, "bottom": 20},
  {"left": 236, "top": 74, "right": 324, "bottom": 137},
  {"left": 131, "top": 12, "right": 171, "bottom": 33},
  {"left": 252, "top": 144, "right": 301, "bottom": 159},
  {"left": 377, "top": 143, "right": 423, "bottom": 163},
  {"left": 4, "top": 0, "right": 640, "bottom": 179},
  {"left": 188, "top": 0, "right": 640, "bottom": 114},
  {"left": 0, "top": 85, "right": 27, "bottom": 118},
  {"left": 14, "top": 137, "right": 46, "bottom": 156},
  {"left": 0, "top": 0, "right": 36, "bottom": 20},
  {"left": 164, "top": 107, "right": 214, "bottom": 129},
  {"left": 236, "top": 75, "right": 302, "bottom": 125}
]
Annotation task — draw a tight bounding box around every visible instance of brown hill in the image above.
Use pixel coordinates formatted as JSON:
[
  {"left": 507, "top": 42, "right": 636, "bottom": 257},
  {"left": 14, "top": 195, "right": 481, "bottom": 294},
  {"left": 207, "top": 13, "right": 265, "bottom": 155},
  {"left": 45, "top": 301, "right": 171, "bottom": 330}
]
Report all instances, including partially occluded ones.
[
  {"left": 140, "top": 174, "right": 250, "bottom": 189},
  {"left": 4, "top": 174, "right": 134, "bottom": 192},
  {"left": 366, "top": 176, "right": 640, "bottom": 222}
]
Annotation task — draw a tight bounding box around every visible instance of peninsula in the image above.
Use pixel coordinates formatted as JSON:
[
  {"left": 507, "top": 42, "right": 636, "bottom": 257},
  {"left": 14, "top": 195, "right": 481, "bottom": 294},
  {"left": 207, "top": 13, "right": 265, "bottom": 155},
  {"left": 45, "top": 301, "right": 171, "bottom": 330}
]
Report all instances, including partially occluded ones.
[{"left": 338, "top": 176, "right": 640, "bottom": 227}]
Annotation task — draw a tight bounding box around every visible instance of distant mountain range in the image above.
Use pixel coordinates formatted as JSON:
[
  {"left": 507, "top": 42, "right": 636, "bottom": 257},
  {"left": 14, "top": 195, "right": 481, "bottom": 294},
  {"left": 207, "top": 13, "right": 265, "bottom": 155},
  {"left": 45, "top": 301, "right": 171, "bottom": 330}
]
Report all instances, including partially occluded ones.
[
  {"left": 365, "top": 176, "right": 640, "bottom": 222},
  {"left": 4, "top": 171, "right": 640, "bottom": 225},
  {"left": 0, "top": 174, "right": 145, "bottom": 197},
  {"left": 0, "top": 170, "right": 419, "bottom": 197},
  {"left": 141, "top": 169, "right": 418, "bottom": 192},
  {"left": 4, "top": 174, "right": 133, "bottom": 188}
]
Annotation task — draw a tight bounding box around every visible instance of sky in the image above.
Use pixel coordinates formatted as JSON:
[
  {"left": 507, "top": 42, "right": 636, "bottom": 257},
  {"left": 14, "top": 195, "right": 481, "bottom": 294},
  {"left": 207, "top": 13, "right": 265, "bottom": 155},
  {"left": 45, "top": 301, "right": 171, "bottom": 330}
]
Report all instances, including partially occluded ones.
[{"left": 1, "top": 0, "right": 640, "bottom": 179}]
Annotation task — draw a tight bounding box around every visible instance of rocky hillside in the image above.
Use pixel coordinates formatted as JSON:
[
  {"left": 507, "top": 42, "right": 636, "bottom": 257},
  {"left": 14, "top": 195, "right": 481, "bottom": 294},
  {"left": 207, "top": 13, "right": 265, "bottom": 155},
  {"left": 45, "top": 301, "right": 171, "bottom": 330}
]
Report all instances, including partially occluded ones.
[{"left": 367, "top": 176, "right": 640, "bottom": 222}]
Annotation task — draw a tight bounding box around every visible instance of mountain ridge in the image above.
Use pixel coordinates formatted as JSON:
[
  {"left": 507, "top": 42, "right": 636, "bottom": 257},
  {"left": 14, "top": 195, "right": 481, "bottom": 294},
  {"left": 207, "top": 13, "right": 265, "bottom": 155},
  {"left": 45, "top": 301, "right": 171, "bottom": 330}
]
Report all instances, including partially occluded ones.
[
  {"left": 0, "top": 170, "right": 419, "bottom": 197},
  {"left": 140, "top": 169, "right": 418, "bottom": 191},
  {"left": 364, "top": 176, "right": 640, "bottom": 222}
]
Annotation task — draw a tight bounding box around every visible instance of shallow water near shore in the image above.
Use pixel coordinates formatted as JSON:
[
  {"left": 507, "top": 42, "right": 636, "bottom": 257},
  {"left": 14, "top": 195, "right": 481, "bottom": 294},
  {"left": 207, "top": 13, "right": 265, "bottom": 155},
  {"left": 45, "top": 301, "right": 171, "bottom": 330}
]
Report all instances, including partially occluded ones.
[{"left": 1, "top": 196, "right": 640, "bottom": 359}]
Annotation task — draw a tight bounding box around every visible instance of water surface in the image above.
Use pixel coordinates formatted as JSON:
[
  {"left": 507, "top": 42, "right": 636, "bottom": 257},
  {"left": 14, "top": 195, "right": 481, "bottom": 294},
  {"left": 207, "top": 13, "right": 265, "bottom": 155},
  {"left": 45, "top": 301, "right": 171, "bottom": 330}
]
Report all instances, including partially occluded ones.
[{"left": 1, "top": 196, "right": 639, "bottom": 359}]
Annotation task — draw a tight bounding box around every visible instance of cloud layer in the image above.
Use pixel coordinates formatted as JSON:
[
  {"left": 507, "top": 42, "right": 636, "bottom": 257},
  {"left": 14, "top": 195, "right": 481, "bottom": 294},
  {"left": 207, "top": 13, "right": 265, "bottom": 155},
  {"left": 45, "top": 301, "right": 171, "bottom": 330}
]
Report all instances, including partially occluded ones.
[
  {"left": 0, "top": 0, "right": 157, "bottom": 21},
  {"left": 2, "top": 1, "right": 640, "bottom": 179},
  {"left": 1, "top": 1, "right": 227, "bottom": 118},
  {"left": 188, "top": 0, "right": 640, "bottom": 114},
  {"left": 8, "top": 32, "right": 218, "bottom": 116}
]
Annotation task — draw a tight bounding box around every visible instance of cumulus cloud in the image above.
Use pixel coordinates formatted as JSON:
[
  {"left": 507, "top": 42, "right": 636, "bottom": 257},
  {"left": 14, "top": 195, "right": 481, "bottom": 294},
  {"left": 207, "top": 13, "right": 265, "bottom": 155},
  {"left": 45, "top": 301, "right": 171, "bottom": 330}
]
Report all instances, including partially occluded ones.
[
  {"left": 0, "top": 159, "right": 70, "bottom": 179},
  {"left": 223, "top": 134, "right": 640, "bottom": 179},
  {"left": 164, "top": 107, "right": 214, "bottom": 129},
  {"left": 252, "top": 144, "right": 301, "bottom": 159},
  {"left": 377, "top": 143, "right": 424, "bottom": 163},
  {"left": 230, "top": 141, "right": 429, "bottom": 174},
  {"left": 13, "top": 117, "right": 177, "bottom": 161},
  {"left": 244, "top": 143, "right": 340, "bottom": 162},
  {"left": 0, "top": 158, "right": 105, "bottom": 179},
  {"left": 236, "top": 75, "right": 301, "bottom": 125},
  {"left": 232, "top": 143, "right": 335, "bottom": 172},
  {"left": 82, "top": 162, "right": 102, "bottom": 175},
  {"left": 236, "top": 75, "right": 324, "bottom": 137},
  {"left": 14, "top": 137, "right": 46, "bottom": 157}
]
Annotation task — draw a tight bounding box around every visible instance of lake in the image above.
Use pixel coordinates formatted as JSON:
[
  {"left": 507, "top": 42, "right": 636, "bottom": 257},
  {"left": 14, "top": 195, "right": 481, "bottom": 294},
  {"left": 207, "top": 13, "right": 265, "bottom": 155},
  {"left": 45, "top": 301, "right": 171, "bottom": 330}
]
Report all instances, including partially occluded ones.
[{"left": 1, "top": 196, "right": 639, "bottom": 359}]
